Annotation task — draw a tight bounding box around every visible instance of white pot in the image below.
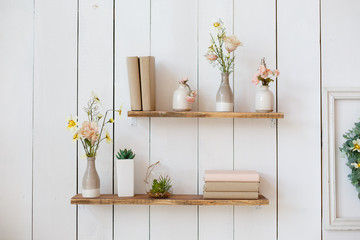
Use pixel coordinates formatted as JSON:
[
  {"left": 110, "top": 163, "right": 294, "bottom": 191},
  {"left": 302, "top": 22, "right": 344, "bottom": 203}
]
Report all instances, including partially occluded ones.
[
  {"left": 173, "top": 83, "right": 191, "bottom": 111},
  {"left": 255, "top": 85, "right": 274, "bottom": 112},
  {"left": 116, "top": 159, "right": 134, "bottom": 197}
]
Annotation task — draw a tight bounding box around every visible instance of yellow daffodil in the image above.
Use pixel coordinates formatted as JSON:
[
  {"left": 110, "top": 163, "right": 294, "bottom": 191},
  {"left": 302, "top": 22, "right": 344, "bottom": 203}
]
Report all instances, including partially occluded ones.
[
  {"left": 108, "top": 118, "right": 114, "bottom": 123},
  {"left": 67, "top": 115, "right": 77, "bottom": 131},
  {"left": 105, "top": 131, "right": 112, "bottom": 144},
  {"left": 213, "top": 22, "right": 220, "bottom": 27},
  {"left": 352, "top": 139, "right": 360, "bottom": 152},
  {"left": 73, "top": 132, "right": 79, "bottom": 142},
  {"left": 350, "top": 162, "right": 360, "bottom": 169},
  {"left": 117, "top": 106, "right": 122, "bottom": 117}
]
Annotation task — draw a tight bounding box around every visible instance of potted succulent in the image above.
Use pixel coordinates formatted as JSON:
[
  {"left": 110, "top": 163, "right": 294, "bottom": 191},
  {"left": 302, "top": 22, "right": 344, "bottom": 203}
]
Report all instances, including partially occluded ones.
[
  {"left": 116, "top": 149, "right": 135, "bottom": 197},
  {"left": 148, "top": 175, "right": 172, "bottom": 198}
]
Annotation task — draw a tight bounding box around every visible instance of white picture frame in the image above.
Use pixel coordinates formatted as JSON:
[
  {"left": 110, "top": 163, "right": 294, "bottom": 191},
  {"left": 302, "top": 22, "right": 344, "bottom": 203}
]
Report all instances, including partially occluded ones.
[{"left": 323, "top": 88, "right": 360, "bottom": 230}]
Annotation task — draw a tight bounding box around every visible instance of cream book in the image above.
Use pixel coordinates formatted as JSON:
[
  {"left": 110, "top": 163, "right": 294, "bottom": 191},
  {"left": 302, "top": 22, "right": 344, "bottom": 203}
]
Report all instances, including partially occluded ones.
[
  {"left": 139, "top": 56, "right": 156, "bottom": 111},
  {"left": 204, "top": 181, "right": 260, "bottom": 192},
  {"left": 126, "top": 57, "right": 142, "bottom": 110},
  {"left": 203, "top": 191, "right": 259, "bottom": 199},
  {"left": 204, "top": 170, "right": 260, "bottom": 182}
]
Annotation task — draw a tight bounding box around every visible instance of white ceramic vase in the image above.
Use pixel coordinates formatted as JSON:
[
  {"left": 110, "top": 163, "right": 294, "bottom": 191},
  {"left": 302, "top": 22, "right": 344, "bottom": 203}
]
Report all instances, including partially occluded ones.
[
  {"left": 216, "top": 73, "right": 234, "bottom": 112},
  {"left": 173, "top": 83, "right": 191, "bottom": 111},
  {"left": 116, "top": 159, "right": 134, "bottom": 197},
  {"left": 82, "top": 157, "right": 100, "bottom": 198},
  {"left": 255, "top": 85, "right": 274, "bottom": 112}
]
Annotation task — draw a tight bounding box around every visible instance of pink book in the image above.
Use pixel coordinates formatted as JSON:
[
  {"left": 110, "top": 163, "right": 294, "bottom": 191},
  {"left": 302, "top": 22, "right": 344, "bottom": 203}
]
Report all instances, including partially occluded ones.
[{"left": 204, "top": 170, "right": 260, "bottom": 182}]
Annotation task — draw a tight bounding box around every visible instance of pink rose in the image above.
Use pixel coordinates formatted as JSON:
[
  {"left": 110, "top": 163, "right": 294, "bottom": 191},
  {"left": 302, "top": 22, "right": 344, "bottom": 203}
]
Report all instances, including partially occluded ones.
[
  {"left": 185, "top": 96, "right": 195, "bottom": 103},
  {"left": 179, "top": 77, "right": 188, "bottom": 84},
  {"left": 273, "top": 69, "right": 280, "bottom": 77},
  {"left": 224, "top": 35, "right": 242, "bottom": 53},
  {"left": 258, "top": 65, "right": 266, "bottom": 75},
  {"left": 206, "top": 54, "right": 218, "bottom": 61},
  {"left": 79, "top": 121, "right": 99, "bottom": 144},
  {"left": 252, "top": 74, "right": 260, "bottom": 85}
]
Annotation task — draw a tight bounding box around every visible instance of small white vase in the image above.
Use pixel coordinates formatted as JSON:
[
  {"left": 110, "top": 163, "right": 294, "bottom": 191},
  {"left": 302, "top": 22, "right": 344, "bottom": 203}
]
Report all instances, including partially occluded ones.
[
  {"left": 255, "top": 85, "right": 274, "bottom": 112},
  {"left": 82, "top": 157, "right": 100, "bottom": 198},
  {"left": 216, "top": 73, "right": 234, "bottom": 112},
  {"left": 173, "top": 83, "right": 191, "bottom": 111},
  {"left": 116, "top": 159, "right": 134, "bottom": 197}
]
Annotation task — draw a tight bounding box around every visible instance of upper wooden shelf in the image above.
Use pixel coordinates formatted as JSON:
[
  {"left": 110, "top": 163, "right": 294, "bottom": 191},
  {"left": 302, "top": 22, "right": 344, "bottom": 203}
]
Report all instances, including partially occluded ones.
[
  {"left": 128, "top": 111, "right": 284, "bottom": 119},
  {"left": 71, "top": 194, "right": 269, "bottom": 206}
]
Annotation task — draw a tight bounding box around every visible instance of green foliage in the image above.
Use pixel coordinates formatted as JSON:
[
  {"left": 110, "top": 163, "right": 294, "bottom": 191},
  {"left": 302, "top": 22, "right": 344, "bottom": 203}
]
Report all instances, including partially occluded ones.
[
  {"left": 116, "top": 149, "right": 135, "bottom": 159},
  {"left": 150, "top": 175, "right": 172, "bottom": 194},
  {"left": 339, "top": 121, "right": 360, "bottom": 199}
]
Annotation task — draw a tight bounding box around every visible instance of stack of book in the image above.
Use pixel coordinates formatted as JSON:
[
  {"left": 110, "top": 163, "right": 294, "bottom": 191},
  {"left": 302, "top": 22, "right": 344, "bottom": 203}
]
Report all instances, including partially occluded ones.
[
  {"left": 127, "top": 56, "right": 156, "bottom": 111},
  {"left": 203, "top": 170, "right": 260, "bottom": 199}
]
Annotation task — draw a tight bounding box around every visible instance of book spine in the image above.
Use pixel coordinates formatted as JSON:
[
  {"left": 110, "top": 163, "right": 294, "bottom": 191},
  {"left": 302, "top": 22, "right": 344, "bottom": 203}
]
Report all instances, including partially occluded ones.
[
  {"left": 204, "top": 174, "right": 259, "bottom": 182},
  {"left": 126, "top": 57, "right": 142, "bottom": 110},
  {"left": 139, "top": 56, "right": 156, "bottom": 111},
  {"left": 203, "top": 191, "right": 259, "bottom": 199},
  {"left": 204, "top": 182, "right": 259, "bottom": 192}
]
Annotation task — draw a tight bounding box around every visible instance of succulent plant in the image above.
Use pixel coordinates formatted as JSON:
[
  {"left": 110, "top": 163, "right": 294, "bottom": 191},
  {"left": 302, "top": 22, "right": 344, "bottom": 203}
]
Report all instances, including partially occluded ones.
[
  {"left": 150, "top": 175, "right": 172, "bottom": 194},
  {"left": 116, "top": 148, "right": 135, "bottom": 159}
]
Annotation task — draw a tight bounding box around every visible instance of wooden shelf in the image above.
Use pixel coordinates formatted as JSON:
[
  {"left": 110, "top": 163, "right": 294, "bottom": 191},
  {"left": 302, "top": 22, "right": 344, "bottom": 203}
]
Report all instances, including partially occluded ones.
[
  {"left": 128, "top": 111, "right": 284, "bottom": 119},
  {"left": 71, "top": 194, "right": 269, "bottom": 206}
]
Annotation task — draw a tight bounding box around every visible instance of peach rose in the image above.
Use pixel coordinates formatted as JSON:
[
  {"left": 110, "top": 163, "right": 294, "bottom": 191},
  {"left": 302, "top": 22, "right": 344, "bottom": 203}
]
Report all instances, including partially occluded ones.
[
  {"left": 252, "top": 74, "right": 260, "bottom": 85},
  {"left": 224, "top": 35, "right": 242, "bottom": 53},
  {"left": 273, "top": 69, "right": 280, "bottom": 77},
  {"left": 206, "top": 54, "right": 218, "bottom": 61},
  {"left": 79, "top": 121, "right": 99, "bottom": 144},
  {"left": 185, "top": 96, "right": 195, "bottom": 103}
]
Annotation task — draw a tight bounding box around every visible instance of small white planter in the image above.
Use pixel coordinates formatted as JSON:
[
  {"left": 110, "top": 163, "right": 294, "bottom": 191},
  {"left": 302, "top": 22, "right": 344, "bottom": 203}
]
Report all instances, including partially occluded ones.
[{"left": 116, "top": 159, "right": 134, "bottom": 197}]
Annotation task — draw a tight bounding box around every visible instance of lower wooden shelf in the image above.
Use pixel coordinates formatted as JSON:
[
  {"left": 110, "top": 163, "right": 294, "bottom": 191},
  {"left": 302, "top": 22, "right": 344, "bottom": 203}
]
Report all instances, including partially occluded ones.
[{"left": 71, "top": 194, "right": 269, "bottom": 206}]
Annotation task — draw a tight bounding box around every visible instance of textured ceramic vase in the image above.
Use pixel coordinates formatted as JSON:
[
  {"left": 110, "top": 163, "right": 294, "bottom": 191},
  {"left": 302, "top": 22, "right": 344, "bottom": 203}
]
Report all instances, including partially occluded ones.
[
  {"left": 216, "top": 73, "right": 234, "bottom": 112},
  {"left": 255, "top": 85, "right": 274, "bottom": 112},
  {"left": 173, "top": 83, "right": 191, "bottom": 111},
  {"left": 82, "top": 157, "right": 100, "bottom": 198},
  {"left": 116, "top": 159, "right": 134, "bottom": 197}
]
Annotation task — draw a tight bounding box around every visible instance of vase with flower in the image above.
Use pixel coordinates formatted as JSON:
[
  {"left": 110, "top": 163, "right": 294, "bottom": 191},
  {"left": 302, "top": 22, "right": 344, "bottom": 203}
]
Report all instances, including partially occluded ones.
[
  {"left": 172, "top": 77, "right": 197, "bottom": 111},
  {"left": 252, "top": 58, "right": 280, "bottom": 112},
  {"left": 67, "top": 92, "right": 121, "bottom": 198},
  {"left": 205, "top": 19, "right": 242, "bottom": 111}
]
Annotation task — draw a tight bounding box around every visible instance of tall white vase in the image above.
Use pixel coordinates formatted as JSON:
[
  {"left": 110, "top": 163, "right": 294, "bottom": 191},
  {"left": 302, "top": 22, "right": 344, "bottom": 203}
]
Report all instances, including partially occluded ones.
[
  {"left": 255, "top": 85, "right": 274, "bottom": 112},
  {"left": 116, "top": 159, "right": 134, "bottom": 197}
]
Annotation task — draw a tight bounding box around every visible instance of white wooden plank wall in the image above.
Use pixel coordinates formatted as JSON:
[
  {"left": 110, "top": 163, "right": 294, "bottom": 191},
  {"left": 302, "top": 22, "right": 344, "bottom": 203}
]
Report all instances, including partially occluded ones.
[
  {"left": 3, "top": 0, "right": 360, "bottom": 239},
  {"left": 0, "top": 1, "right": 33, "bottom": 239},
  {"left": 33, "top": 0, "right": 77, "bottom": 239},
  {"left": 322, "top": 0, "right": 360, "bottom": 239}
]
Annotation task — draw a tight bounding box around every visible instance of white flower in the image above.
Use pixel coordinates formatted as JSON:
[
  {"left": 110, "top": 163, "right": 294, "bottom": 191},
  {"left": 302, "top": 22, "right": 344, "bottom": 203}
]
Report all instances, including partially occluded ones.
[
  {"left": 351, "top": 162, "right": 360, "bottom": 168},
  {"left": 352, "top": 139, "right": 360, "bottom": 152},
  {"left": 224, "top": 35, "right": 242, "bottom": 53}
]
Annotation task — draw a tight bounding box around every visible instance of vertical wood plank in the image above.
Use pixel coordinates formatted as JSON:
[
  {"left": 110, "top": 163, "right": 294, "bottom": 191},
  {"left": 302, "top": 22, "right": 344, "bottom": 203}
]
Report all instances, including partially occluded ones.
[
  {"left": 233, "top": 0, "right": 277, "bottom": 239},
  {"left": 0, "top": 1, "right": 33, "bottom": 239},
  {"left": 114, "top": 0, "right": 150, "bottom": 239},
  {"left": 278, "top": 0, "right": 321, "bottom": 239},
  {"left": 322, "top": 0, "right": 360, "bottom": 238},
  {"left": 33, "top": 0, "right": 77, "bottom": 239},
  {"left": 77, "top": 0, "right": 113, "bottom": 239},
  {"left": 198, "top": 2, "right": 234, "bottom": 239},
  {"left": 150, "top": 0, "right": 198, "bottom": 238}
]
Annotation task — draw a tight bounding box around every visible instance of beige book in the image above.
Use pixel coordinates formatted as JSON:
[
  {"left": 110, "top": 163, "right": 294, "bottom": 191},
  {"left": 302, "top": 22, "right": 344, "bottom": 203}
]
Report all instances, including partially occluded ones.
[
  {"left": 204, "top": 170, "right": 260, "bottom": 182},
  {"left": 126, "top": 57, "right": 142, "bottom": 110},
  {"left": 203, "top": 191, "right": 259, "bottom": 199},
  {"left": 204, "top": 181, "right": 260, "bottom": 192},
  {"left": 139, "top": 56, "right": 156, "bottom": 111}
]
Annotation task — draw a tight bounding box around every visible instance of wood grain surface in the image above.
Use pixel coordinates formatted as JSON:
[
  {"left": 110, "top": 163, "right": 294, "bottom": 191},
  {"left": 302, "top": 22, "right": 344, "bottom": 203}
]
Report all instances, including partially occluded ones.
[
  {"left": 71, "top": 194, "right": 269, "bottom": 206},
  {"left": 128, "top": 111, "right": 284, "bottom": 119}
]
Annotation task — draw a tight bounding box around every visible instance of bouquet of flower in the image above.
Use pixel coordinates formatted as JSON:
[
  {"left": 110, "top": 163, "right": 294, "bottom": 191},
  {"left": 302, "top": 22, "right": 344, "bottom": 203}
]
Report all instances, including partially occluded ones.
[
  {"left": 205, "top": 19, "right": 242, "bottom": 73},
  {"left": 67, "top": 92, "right": 121, "bottom": 157},
  {"left": 179, "top": 77, "right": 197, "bottom": 103},
  {"left": 340, "top": 121, "right": 360, "bottom": 199},
  {"left": 252, "top": 58, "right": 280, "bottom": 86}
]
